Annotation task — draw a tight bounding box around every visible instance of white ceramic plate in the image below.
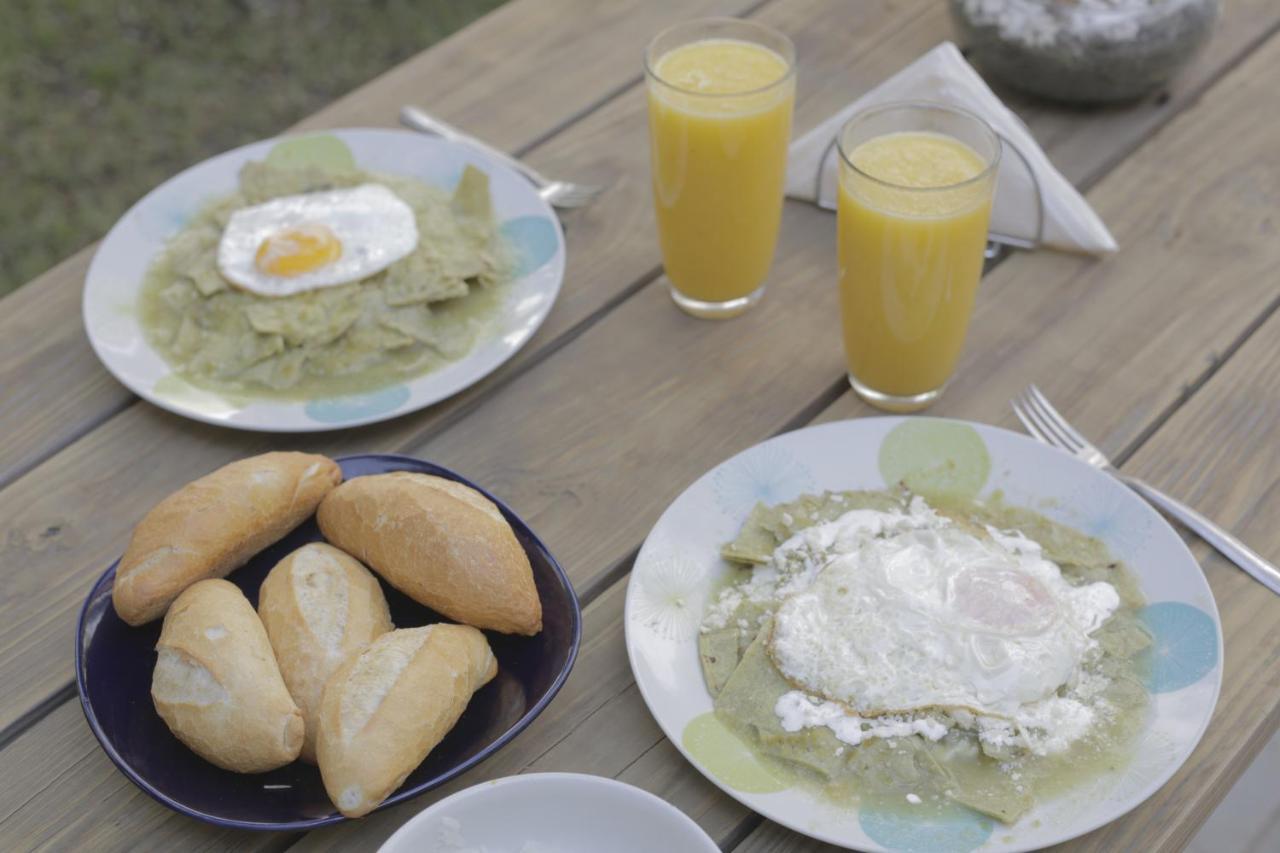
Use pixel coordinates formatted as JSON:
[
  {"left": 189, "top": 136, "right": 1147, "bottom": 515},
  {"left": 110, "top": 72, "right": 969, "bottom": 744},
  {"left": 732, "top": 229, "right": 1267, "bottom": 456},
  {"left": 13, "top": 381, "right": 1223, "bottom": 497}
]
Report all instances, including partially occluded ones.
[
  {"left": 378, "top": 772, "right": 719, "bottom": 853},
  {"left": 83, "top": 128, "right": 565, "bottom": 432},
  {"left": 625, "top": 417, "right": 1222, "bottom": 853}
]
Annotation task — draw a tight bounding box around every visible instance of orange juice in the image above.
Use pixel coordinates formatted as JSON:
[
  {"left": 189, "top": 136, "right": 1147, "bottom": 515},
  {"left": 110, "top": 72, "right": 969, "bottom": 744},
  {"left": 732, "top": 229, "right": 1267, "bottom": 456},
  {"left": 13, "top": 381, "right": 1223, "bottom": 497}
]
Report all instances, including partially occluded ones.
[
  {"left": 838, "top": 130, "right": 995, "bottom": 402},
  {"left": 647, "top": 36, "right": 794, "bottom": 314}
]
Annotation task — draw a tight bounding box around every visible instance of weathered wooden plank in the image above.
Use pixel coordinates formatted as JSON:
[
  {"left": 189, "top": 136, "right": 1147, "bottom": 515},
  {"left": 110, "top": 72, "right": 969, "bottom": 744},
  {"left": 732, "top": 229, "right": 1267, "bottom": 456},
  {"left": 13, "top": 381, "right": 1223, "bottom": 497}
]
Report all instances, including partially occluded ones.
[
  {"left": 0, "top": 252, "right": 131, "bottom": 487},
  {"left": 0, "top": 0, "right": 946, "bottom": 738},
  {"left": 0, "top": 0, "right": 758, "bottom": 489},
  {"left": 289, "top": 0, "right": 770, "bottom": 146},
  {"left": 0, "top": 701, "right": 261, "bottom": 851}
]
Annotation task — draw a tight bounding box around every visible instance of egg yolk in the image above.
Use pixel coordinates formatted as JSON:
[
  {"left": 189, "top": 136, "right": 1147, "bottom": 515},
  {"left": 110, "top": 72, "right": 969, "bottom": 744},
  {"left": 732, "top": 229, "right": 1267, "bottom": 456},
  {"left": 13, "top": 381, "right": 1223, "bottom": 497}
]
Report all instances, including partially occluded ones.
[{"left": 255, "top": 223, "right": 342, "bottom": 277}]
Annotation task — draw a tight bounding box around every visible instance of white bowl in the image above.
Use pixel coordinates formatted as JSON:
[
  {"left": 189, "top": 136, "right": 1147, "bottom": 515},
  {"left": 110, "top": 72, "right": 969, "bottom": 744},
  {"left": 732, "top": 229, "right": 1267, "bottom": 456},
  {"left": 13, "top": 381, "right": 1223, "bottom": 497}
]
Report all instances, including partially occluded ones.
[{"left": 379, "top": 773, "right": 719, "bottom": 853}]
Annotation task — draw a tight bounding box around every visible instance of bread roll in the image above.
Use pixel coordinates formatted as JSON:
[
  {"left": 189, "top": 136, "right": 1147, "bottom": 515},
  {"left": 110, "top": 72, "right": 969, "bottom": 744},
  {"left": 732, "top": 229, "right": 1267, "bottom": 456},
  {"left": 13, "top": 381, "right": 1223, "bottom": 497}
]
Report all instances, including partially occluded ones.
[
  {"left": 316, "top": 624, "right": 497, "bottom": 817},
  {"left": 151, "top": 579, "right": 303, "bottom": 773},
  {"left": 258, "top": 543, "right": 393, "bottom": 763},
  {"left": 317, "top": 473, "right": 541, "bottom": 635},
  {"left": 113, "top": 452, "right": 342, "bottom": 626}
]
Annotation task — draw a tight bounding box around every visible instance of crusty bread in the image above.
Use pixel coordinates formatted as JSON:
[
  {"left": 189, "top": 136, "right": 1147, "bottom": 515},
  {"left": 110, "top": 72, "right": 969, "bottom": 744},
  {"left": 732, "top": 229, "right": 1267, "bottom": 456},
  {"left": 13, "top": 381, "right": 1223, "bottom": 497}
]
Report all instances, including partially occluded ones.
[
  {"left": 317, "top": 473, "right": 541, "bottom": 635},
  {"left": 151, "top": 579, "right": 304, "bottom": 773},
  {"left": 258, "top": 543, "right": 393, "bottom": 763},
  {"left": 316, "top": 624, "right": 497, "bottom": 817},
  {"left": 113, "top": 452, "right": 343, "bottom": 626}
]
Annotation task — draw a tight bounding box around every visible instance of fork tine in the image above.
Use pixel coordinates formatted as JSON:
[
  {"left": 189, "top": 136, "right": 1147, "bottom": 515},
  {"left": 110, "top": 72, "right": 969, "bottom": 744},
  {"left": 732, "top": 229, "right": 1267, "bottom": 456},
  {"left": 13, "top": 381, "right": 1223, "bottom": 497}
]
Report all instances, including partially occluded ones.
[
  {"left": 1027, "top": 385, "right": 1091, "bottom": 451},
  {"left": 1013, "top": 389, "right": 1061, "bottom": 446},
  {"left": 1014, "top": 388, "right": 1074, "bottom": 451},
  {"left": 1011, "top": 394, "right": 1052, "bottom": 444},
  {"left": 1023, "top": 386, "right": 1084, "bottom": 452}
]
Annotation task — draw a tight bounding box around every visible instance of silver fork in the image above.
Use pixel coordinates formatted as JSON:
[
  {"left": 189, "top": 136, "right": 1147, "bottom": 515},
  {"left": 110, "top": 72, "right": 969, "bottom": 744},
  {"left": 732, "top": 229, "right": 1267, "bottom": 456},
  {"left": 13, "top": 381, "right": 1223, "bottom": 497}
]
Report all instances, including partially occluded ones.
[
  {"left": 1012, "top": 384, "right": 1280, "bottom": 595},
  {"left": 400, "top": 105, "right": 604, "bottom": 209}
]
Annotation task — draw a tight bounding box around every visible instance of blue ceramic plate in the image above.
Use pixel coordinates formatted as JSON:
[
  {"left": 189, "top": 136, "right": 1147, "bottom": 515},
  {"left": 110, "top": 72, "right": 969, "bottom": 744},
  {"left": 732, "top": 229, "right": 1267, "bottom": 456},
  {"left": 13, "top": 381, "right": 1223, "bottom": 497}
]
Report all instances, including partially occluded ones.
[{"left": 75, "top": 454, "right": 581, "bottom": 831}]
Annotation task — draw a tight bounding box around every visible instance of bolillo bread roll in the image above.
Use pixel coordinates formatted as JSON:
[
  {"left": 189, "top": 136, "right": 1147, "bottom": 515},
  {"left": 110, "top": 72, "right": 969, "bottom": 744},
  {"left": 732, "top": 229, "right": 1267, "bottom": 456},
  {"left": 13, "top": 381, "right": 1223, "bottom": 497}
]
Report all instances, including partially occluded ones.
[
  {"left": 316, "top": 624, "right": 497, "bottom": 817},
  {"left": 317, "top": 473, "right": 541, "bottom": 635},
  {"left": 151, "top": 579, "right": 303, "bottom": 773},
  {"left": 113, "top": 452, "right": 343, "bottom": 626},
  {"left": 258, "top": 543, "right": 393, "bottom": 763}
]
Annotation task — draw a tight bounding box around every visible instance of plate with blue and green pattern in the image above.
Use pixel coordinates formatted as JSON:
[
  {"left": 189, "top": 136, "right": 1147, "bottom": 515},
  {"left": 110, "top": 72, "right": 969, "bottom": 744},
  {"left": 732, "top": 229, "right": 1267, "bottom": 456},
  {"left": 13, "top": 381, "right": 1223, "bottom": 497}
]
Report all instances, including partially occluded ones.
[
  {"left": 83, "top": 128, "right": 565, "bottom": 432},
  {"left": 625, "top": 417, "right": 1221, "bottom": 852}
]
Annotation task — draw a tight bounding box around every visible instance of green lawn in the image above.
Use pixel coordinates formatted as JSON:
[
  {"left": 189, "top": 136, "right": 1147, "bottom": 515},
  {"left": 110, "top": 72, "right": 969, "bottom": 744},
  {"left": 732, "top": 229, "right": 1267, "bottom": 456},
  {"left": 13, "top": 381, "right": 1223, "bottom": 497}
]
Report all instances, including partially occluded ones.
[{"left": 0, "top": 0, "right": 508, "bottom": 296}]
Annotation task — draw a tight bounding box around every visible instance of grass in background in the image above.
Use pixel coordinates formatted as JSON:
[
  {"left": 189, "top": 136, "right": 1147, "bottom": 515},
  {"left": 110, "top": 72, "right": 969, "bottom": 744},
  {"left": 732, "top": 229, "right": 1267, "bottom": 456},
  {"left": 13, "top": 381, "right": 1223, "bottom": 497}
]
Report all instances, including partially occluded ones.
[{"left": 0, "top": 0, "right": 508, "bottom": 296}]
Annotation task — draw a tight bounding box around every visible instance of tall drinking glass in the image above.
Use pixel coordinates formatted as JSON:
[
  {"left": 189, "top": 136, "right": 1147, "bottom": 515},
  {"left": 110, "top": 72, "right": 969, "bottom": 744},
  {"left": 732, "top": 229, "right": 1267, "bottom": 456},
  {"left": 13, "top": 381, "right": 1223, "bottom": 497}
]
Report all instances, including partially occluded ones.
[
  {"left": 645, "top": 19, "right": 795, "bottom": 319},
  {"left": 836, "top": 102, "right": 1000, "bottom": 411}
]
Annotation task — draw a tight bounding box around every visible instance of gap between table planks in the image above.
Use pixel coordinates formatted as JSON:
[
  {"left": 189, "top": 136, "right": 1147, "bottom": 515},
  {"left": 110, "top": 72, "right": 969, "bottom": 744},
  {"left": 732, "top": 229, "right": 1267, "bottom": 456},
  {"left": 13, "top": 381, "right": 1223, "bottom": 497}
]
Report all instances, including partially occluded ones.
[
  {"left": 2, "top": 2, "right": 1279, "bottom": 852},
  {"left": 0, "top": 0, "right": 771, "bottom": 492}
]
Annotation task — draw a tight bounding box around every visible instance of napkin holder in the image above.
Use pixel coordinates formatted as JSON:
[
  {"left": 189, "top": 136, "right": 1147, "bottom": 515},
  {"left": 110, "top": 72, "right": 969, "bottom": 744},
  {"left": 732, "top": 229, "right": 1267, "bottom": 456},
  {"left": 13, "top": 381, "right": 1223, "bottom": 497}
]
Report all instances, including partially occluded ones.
[{"left": 812, "top": 127, "right": 1046, "bottom": 258}]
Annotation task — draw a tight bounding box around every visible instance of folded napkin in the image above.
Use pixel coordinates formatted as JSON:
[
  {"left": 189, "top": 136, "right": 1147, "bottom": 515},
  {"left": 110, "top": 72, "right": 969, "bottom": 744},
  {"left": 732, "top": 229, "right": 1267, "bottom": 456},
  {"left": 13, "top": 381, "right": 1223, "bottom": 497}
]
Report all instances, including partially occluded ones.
[{"left": 786, "top": 42, "right": 1117, "bottom": 255}]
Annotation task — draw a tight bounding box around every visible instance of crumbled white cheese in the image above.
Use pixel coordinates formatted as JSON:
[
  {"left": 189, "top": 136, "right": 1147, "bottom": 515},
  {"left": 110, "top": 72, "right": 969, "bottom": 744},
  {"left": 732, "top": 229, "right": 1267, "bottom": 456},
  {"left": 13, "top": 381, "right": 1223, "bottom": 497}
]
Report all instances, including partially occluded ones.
[
  {"left": 701, "top": 587, "right": 744, "bottom": 632},
  {"left": 775, "top": 691, "right": 949, "bottom": 747}
]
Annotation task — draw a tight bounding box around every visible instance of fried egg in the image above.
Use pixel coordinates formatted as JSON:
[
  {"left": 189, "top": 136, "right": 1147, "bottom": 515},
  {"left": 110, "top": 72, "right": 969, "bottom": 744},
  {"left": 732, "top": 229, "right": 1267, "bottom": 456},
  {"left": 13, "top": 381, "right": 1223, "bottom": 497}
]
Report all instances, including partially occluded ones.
[
  {"left": 216, "top": 184, "right": 419, "bottom": 297},
  {"left": 769, "top": 508, "right": 1119, "bottom": 722}
]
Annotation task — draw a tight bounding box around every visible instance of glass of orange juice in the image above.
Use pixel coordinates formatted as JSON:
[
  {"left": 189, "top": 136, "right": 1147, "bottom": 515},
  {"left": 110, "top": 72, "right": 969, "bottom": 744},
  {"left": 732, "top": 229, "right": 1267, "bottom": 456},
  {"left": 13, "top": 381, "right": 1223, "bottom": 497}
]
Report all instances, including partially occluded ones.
[
  {"left": 836, "top": 102, "right": 1000, "bottom": 411},
  {"left": 645, "top": 19, "right": 795, "bottom": 319}
]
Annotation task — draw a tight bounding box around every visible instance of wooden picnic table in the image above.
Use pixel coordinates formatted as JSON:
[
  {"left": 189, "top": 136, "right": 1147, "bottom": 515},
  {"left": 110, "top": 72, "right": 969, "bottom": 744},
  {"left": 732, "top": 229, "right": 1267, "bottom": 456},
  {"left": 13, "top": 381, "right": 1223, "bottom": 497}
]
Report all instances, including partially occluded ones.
[{"left": 2, "top": 1, "right": 1279, "bottom": 850}]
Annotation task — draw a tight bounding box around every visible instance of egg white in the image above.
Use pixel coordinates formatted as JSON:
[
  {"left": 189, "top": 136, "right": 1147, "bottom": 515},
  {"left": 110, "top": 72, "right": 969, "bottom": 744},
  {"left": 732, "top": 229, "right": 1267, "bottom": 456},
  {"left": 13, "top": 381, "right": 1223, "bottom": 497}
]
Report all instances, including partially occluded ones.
[
  {"left": 768, "top": 510, "right": 1119, "bottom": 722},
  {"left": 216, "top": 184, "right": 419, "bottom": 297}
]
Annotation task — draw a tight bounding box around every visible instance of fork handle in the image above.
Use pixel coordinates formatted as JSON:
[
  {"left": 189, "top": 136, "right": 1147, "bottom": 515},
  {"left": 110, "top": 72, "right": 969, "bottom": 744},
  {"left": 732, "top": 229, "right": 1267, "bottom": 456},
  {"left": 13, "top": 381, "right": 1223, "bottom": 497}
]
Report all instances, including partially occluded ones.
[
  {"left": 1122, "top": 475, "right": 1280, "bottom": 595},
  {"left": 400, "top": 105, "right": 550, "bottom": 188}
]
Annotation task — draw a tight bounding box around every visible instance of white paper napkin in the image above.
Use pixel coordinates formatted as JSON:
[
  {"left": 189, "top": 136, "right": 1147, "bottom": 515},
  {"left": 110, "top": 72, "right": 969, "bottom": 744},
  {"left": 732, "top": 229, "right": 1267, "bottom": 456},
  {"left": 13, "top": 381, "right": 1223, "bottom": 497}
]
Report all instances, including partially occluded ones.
[{"left": 786, "top": 42, "right": 1117, "bottom": 255}]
